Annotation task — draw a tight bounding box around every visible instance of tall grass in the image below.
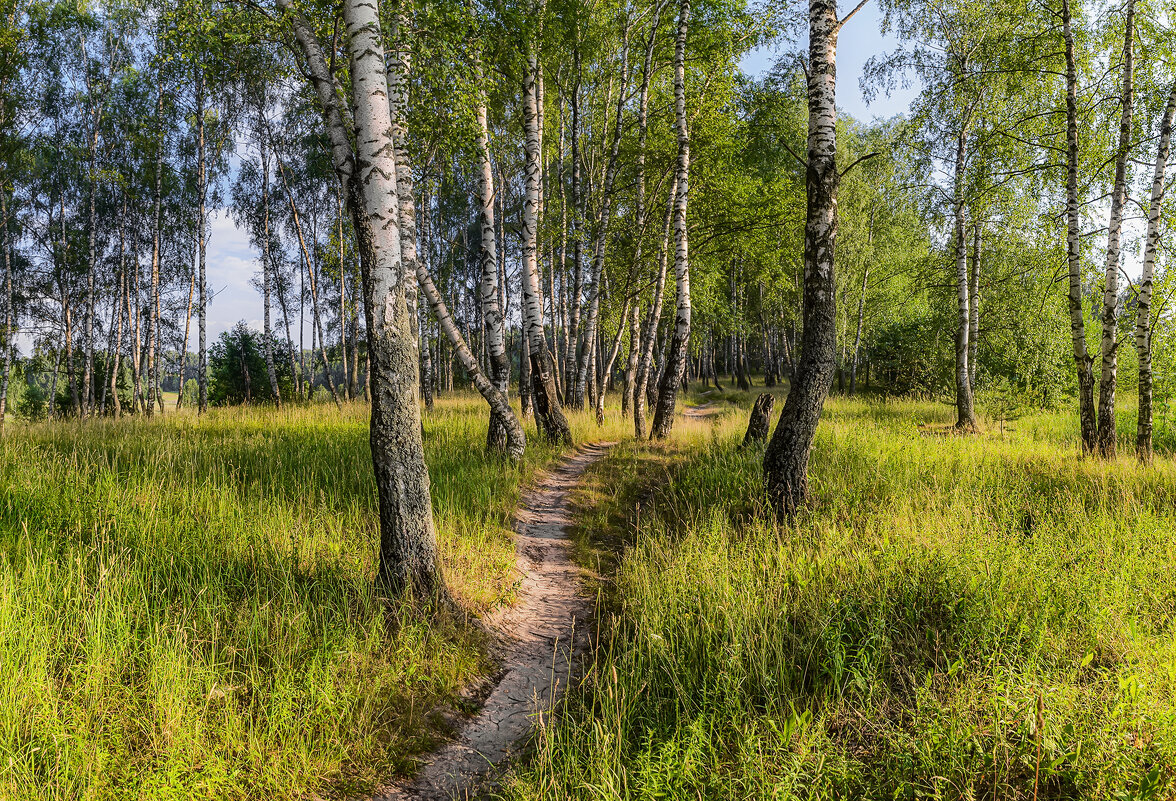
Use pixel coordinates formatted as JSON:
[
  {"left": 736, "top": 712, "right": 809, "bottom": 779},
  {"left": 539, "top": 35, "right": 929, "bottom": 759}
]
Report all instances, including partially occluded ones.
[
  {"left": 0, "top": 395, "right": 628, "bottom": 800},
  {"left": 511, "top": 390, "right": 1176, "bottom": 800}
]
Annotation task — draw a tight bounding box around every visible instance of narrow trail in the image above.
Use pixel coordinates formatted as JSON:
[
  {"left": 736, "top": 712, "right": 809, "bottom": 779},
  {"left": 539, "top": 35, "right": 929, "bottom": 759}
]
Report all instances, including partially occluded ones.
[{"left": 377, "top": 442, "right": 615, "bottom": 801}]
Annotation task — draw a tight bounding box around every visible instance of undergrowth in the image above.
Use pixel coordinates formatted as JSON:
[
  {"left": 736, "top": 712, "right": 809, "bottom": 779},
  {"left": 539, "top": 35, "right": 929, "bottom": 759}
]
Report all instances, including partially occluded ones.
[
  {"left": 510, "top": 389, "right": 1176, "bottom": 800},
  {"left": 0, "top": 394, "right": 628, "bottom": 801}
]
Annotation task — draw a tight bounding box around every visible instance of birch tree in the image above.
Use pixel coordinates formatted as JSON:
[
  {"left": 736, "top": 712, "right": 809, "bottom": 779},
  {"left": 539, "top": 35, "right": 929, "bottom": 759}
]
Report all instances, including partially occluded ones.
[
  {"left": 649, "top": 0, "right": 691, "bottom": 440},
  {"left": 280, "top": 0, "right": 444, "bottom": 597},
  {"left": 763, "top": 0, "right": 867, "bottom": 518},
  {"left": 1135, "top": 77, "right": 1175, "bottom": 462}
]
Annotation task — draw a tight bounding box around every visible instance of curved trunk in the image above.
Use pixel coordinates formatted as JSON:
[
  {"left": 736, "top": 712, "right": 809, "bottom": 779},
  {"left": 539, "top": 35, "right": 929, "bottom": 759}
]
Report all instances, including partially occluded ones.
[{"left": 418, "top": 259, "right": 524, "bottom": 459}]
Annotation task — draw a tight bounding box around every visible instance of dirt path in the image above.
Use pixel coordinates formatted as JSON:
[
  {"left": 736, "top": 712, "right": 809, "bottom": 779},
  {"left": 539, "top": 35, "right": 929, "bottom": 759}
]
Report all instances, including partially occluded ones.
[
  {"left": 683, "top": 403, "right": 719, "bottom": 419},
  {"left": 377, "top": 442, "right": 614, "bottom": 801}
]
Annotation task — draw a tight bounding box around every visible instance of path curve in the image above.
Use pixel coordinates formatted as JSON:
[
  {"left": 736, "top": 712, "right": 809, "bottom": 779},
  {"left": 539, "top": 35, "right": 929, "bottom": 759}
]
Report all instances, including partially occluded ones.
[{"left": 377, "top": 442, "right": 614, "bottom": 801}]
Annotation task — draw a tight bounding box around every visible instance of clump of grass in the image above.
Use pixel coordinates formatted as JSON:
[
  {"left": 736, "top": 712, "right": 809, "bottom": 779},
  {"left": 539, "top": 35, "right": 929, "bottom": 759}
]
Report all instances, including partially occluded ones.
[
  {"left": 510, "top": 394, "right": 1176, "bottom": 800},
  {"left": 0, "top": 394, "right": 629, "bottom": 800}
]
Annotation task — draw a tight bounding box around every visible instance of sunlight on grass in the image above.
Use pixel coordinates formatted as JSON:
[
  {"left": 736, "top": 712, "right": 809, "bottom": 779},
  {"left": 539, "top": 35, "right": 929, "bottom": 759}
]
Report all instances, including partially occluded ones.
[
  {"left": 510, "top": 388, "right": 1176, "bottom": 800},
  {"left": 0, "top": 394, "right": 629, "bottom": 801}
]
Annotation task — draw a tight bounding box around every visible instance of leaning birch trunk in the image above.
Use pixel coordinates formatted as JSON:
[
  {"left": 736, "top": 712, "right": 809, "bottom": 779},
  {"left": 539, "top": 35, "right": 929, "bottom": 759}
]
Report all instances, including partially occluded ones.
[
  {"left": 574, "top": 25, "right": 631, "bottom": 408},
  {"left": 522, "top": 18, "right": 572, "bottom": 445},
  {"left": 849, "top": 203, "right": 873, "bottom": 395},
  {"left": 1136, "top": 78, "right": 1176, "bottom": 462},
  {"left": 650, "top": 0, "right": 692, "bottom": 440},
  {"left": 1062, "top": 0, "right": 1096, "bottom": 453},
  {"left": 763, "top": 0, "right": 843, "bottom": 518},
  {"left": 277, "top": 158, "right": 341, "bottom": 406},
  {"left": 281, "top": 0, "right": 445, "bottom": 598},
  {"left": 622, "top": 303, "right": 640, "bottom": 417},
  {"left": 260, "top": 127, "right": 282, "bottom": 407},
  {"left": 952, "top": 126, "right": 977, "bottom": 430},
  {"left": 1096, "top": 0, "right": 1134, "bottom": 458},
  {"left": 634, "top": 175, "right": 676, "bottom": 439},
  {"left": 475, "top": 68, "right": 512, "bottom": 451},
  {"left": 594, "top": 297, "right": 631, "bottom": 424},
  {"left": 418, "top": 260, "right": 524, "bottom": 459}
]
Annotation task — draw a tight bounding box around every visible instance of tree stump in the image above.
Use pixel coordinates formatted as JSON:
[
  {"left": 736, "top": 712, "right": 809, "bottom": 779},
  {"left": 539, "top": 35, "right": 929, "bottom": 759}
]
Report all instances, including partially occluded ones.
[{"left": 742, "top": 392, "right": 775, "bottom": 447}]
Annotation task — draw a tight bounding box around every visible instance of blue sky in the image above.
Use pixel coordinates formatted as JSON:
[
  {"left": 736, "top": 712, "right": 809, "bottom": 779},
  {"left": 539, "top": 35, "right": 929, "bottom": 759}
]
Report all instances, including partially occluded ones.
[{"left": 203, "top": 1, "right": 920, "bottom": 346}]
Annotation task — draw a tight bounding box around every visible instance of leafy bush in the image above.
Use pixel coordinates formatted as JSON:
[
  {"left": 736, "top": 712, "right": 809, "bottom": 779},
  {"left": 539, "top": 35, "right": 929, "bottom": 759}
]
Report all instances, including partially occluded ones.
[{"left": 208, "top": 321, "right": 296, "bottom": 406}]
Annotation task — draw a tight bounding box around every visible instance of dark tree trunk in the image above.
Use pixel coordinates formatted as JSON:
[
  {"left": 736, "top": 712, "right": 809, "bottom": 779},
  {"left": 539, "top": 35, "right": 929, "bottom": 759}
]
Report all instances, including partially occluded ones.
[
  {"left": 742, "top": 392, "right": 775, "bottom": 448},
  {"left": 763, "top": 0, "right": 844, "bottom": 519}
]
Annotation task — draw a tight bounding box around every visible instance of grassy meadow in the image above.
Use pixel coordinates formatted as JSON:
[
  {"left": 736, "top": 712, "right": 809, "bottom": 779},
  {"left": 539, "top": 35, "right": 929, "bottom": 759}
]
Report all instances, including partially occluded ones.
[
  {"left": 509, "top": 386, "right": 1176, "bottom": 801},
  {"left": 0, "top": 395, "right": 630, "bottom": 801},
  {"left": 7, "top": 380, "right": 1176, "bottom": 801}
]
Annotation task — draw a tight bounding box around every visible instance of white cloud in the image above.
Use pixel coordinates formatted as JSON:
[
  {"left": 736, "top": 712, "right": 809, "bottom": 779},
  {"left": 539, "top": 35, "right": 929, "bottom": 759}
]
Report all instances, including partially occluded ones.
[{"left": 205, "top": 209, "right": 262, "bottom": 345}]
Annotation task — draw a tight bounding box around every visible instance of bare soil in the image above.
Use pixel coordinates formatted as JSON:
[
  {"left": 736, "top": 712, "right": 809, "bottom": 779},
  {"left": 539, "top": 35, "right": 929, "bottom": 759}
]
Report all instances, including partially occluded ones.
[{"left": 375, "top": 442, "right": 614, "bottom": 801}]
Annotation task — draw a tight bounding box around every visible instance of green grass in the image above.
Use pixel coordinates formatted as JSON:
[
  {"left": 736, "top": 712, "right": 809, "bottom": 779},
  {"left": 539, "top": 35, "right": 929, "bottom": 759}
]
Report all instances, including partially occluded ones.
[
  {"left": 0, "top": 393, "right": 630, "bottom": 801},
  {"left": 509, "top": 388, "right": 1176, "bottom": 800}
]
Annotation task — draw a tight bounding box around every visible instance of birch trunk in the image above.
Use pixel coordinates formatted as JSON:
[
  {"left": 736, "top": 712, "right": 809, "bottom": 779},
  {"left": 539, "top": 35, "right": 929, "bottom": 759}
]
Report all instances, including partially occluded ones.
[
  {"left": 952, "top": 126, "right": 977, "bottom": 430},
  {"left": 622, "top": 303, "right": 640, "bottom": 417},
  {"left": 0, "top": 192, "right": 12, "bottom": 430},
  {"left": 147, "top": 77, "right": 163, "bottom": 417},
  {"left": 196, "top": 68, "right": 209, "bottom": 414},
  {"left": 522, "top": 21, "right": 572, "bottom": 444},
  {"left": 419, "top": 260, "right": 524, "bottom": 459},
  {"left": 1136, "top": 79, "right": 1176, "bottom": 461},
  {"left": 260, "top": 126, "right": 282, "bottom": 407},
  {"left": 1096, "top": 0, "right": 1134, "bottom": 458},
  {"left": 110, "top": 202, "right": 127, "bottom": 418},
  {"left": 574, "top": 25, "right": 631, "bottom": 407},
  {"left": 763, "top": 0, "right": 843, "bottom": 518},
  {"left": 968, "top": 223, "right": 980, "bottom": 393},
  {"left": 650, "top": 0, "right": 692, "bottom": 439},
  {"left": 635, "top": 176, "right": 676, "bottom": 438},
  {"left": 281, "top": 0, "right": 444, "bottom": 597},
  {"left": 594, "top": 296, "right": 631, "bottom": 424},
  {"left": 475, "top": 85, "right": 513, "bottom": 451},
  {"left": 1062, "top": 0, "right": 1097, "bottom": 453},
  {"left": 176, "top": 265, "right": 194, "bottom": 409},
  {"left": 565, "top": 44, "right": 584, "bottom": 397}
]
